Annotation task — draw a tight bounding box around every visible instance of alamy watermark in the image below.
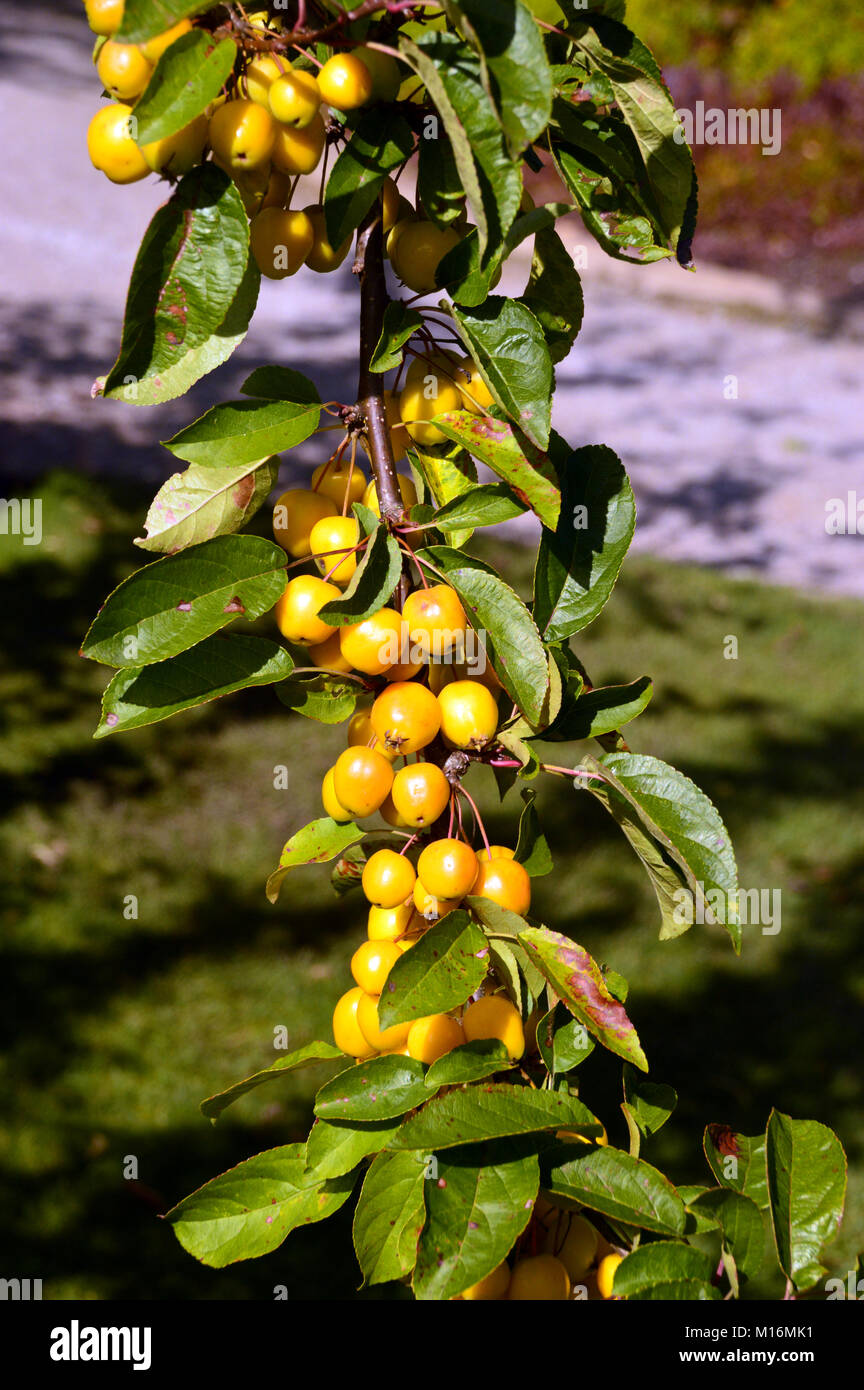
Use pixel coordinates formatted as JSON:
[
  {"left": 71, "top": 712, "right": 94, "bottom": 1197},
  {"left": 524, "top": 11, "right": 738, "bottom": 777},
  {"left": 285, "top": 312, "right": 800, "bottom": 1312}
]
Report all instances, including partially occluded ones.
[
  {"left": 673, "top": 885, "right": 782, "bottom": 935},
  {"left": 0, "top": 497, "right": 42, "bottom": 546},
  {"left": 674, "top": 102, "right": 782, "bottom": 157}
]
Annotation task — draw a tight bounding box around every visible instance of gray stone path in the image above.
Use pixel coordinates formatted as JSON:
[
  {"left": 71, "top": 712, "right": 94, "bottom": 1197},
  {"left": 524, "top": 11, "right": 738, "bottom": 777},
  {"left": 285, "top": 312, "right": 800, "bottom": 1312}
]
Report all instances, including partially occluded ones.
[{"left": 1, "top": 6, "right": 861, "bottom": 596}]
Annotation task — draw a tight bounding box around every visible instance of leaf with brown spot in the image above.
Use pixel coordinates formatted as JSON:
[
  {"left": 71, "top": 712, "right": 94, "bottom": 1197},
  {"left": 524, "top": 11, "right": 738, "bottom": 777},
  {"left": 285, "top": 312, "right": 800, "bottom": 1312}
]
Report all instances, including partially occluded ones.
[{"left": 519, "top": 925, "right": 648, "bottom": 1071}]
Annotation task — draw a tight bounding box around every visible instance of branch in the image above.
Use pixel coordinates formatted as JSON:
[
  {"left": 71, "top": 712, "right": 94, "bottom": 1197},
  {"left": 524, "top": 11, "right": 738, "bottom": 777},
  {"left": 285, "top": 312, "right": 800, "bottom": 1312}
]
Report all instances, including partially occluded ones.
[{"left": 354, "top": 208, "right": 404, "bottom": 530}]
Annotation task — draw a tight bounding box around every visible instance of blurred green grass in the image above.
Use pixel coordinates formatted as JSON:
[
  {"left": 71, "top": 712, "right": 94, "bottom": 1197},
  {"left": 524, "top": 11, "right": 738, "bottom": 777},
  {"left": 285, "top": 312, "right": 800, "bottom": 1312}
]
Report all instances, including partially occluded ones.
[{"left": 1, "top": 470, "right": 862, "bottom": 1299}]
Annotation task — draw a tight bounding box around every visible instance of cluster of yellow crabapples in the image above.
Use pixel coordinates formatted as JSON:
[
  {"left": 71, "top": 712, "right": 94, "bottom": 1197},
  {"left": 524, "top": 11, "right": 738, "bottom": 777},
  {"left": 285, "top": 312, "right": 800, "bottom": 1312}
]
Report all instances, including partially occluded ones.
[
  {"left": 83, "top": 2, "right": 491, "bottom": 303},
  {"left": 458, "top": 1203, "right": 624, "bottom": 1302}
]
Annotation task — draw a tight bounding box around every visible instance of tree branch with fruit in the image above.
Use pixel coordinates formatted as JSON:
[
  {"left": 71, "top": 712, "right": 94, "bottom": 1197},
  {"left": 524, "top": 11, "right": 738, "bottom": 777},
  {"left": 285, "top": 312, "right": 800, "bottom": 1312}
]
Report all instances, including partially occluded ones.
[{"left": 80, "top": 0, "right": 848, "bottom": 1302}]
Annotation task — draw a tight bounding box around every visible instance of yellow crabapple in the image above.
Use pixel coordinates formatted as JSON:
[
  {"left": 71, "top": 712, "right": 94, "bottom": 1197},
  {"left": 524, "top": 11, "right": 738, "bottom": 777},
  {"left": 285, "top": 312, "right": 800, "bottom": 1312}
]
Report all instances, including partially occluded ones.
[
  {"left": 402, "top": 583, "right": 467, "bottom": 661},
  {"left": 303, "top": 205, "right": 352, "bottom": 273},
  {"left": 596, "top": 1253, "right": 623, "bottom": 1300},
  {"left": 367, "top": 902, "right": 415, "bottom": 942},
  {"left": 309, "top": 514, "right": 360, "bottom": 586},
  {"left": 140, "top": 19, "right": 193, "bottom": 65},
  {"left": 141, "top": 113, "right": 208, "bottom": 175},
  {"left": 332, "top": 986, "right": 376, "bottom": 1058},
  {"left": 273, "top": 575, "right": 339, "bottom": 646},
  {"left": 85, "top": 0, "right": 124, "bottom": 37},
  {"left": 339, "top": 609, "right": 405, "bottom": 678},
  {"left": 272, "top": 112, "right": 326, "bottom": 174},
  {"left": 406, "top": 1013, "right": 463, "bottom": 1064},
  {"left": 333, "top": 746, "right": 394, "bottom": 818},
  {"left": 454, "top": 355, "right": 495, "bottom": 413},
  {"left": 461, "top": 1261, "right": 511, "bottom": 1301},
  {"left": 209, "top": 98, "right": 276, "bottom": 170},
  {"left": 250, "top": 206, "right": 315, "bottom": 279},
  {"left": 241, "top": 53, "right": 283, "bottom": 106},
  {"left": 543, "top": 1212, "right": 598, "bottom": 1282},
  {"left": 317, "top": 53, "right": 373, "bottom": 110},
  {"left": 309, "top": 630, "right": 353, "bottom": 674},
  {"left": 389, "top": 220, "right": 461, "bottom": 293},
  {"left": 96, "top": 41, "right": 154, "bottom": 101},
  {"left": 462, "top": 995, "right": 525, "bottom": 1061},
  {"left": 390, "top": 762, "right": 450, "bottom": 828},
  {"left": 508, "top": 1255, "right": 570, "bottom": 1301},
  {"left": 321, "top": 767, "right": 353, "bottom": 823},
  {"left": 356, "top": 992, "right": 412, "bottom": 1052},
  {"left": 437, "top": 679, "right": 499, "bottom": 749},
  {"left": 361, "top": 849, "right": 416, "bottom": 909},
  {"left": 473, "top": 857, "right": 531, "bottom": 916},
  {"left": 370, "top": 681, "right": 441, "bottom": 756},
  {"left": 87, "top": 104, "right": 149, "bottom": 184},
  {"left": 361, "top": 472, "right": 417, "bottom": 516},
  {"left": 312, "top": 458, "right": 367, "bottom": 507},
  {"left": 417, "top": 837, "right": 479, "bottom": 900},
  {"left": 350, "top": 938, "right": 401, "bottom": 994},
  {"left": 272, "top": 488, "right": 337, "bottom": 559},
  {"left": 268, "top": 68, "right": 321, "bottom": 127}
]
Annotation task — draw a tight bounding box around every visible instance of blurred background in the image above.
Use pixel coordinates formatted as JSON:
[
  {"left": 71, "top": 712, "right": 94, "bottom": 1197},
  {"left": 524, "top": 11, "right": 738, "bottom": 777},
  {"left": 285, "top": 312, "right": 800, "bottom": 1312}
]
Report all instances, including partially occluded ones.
[{"left": 1, "top": 0, "right": 862, "bottom": 1299}]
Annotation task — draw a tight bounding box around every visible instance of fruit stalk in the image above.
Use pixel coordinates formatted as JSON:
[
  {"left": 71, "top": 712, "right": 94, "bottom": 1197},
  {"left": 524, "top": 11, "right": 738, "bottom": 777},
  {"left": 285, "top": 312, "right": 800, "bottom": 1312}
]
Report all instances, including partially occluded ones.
[{"left": 355, "top": 207, "right": 405, "bottom": 533}]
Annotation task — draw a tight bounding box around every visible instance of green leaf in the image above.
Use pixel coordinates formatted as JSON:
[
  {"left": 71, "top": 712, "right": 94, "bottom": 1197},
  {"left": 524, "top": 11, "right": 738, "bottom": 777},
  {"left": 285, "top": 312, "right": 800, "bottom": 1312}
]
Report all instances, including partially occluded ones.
[
  {"left": 440, "top": 203, "right": 569, "bottom": 308},
  {"left": 520, "top": 224, "right": 584, "bottom": 363},
  {"left": 101, "top": 166, "right": 250, "bottom": 403},
  {"left": 424, "top": 1040, "right": 514, "bottom": 1089},
  {"left": 132, "top": 31, "right": 236, "bottom": 145},
  {"left": 622, "top": 1063, "right": 676, "bottom": 1136},
  {"left": 690, "top": 1189, "right": 765, "bottom": 1283},
  {"left": 405, "top": 33, "right": 522, "bottom": 259},
  {"left": 533, "top": 445, "right": 635, "bottom": 641},
  {"left": 580, "top": 752, "right": 741, "bottom": 950},
  {"left": 96, "top": 257, "right": 260, "bottom": 408},
  {"left": 390, "top": 1083, "right": 600, "bottom": 1151},
  {"left": 314, "top": 1056, "right": 432, "bottom": 1122},
  {"left": 419, "top": 545, "right": 548, "bottom": 727},
  {"left": 765, "top": 1110, "right": 847, "bottom": 1292},
  {"left": 574, "top": 21, "right": 696, "bottom": 253},
  {"left": 536, "top": 1002, "right": 595, "bottom": 1075},
  {"left": 413, "top": 1140, "right": 538, "bottom": 1299},
  {"left": 117, "top": 1, "right": 215, "bottom": 43},
  {"left": 163, "top": 393, "right": 321, "bottom": 468},
  {"left": 542, "top": 1144, "right": 686, "bottom": 1235},
  {"left": 305, "top": 1118, "right": 403, "bottom": 1181},
  {"left": 81, "top": 535, "right": 287, "bottom": 668},
  {"left": 456, "top": 0, "right": 554, "bottom": 154},
  {"left": 275, "top": 673, "right": 360, "bottom": 724},
  {"left": 96, "top": 633, "right": 293, "bottom": 738},
  {"left": 239, "top": 365, "right": 320, "bottom": 402},
  {"left": 165, "top": 1143, "right": 354, "bottom": 1268},
  {"left": 452, "top": 298, "right": 553, "bottom": 451},
  {"left": 514, "top": 788, "right": 553, "bottom": 876},
  {"left": 377, "top": 911, "right": 489, "bottom": 1030},
  {"left": 370, "top": 302, "right": 424, "bottom": 374},
  {"left": 134, "top": 455, "right": 279, "bottom": 554},
  {"left": 427, "top": 483, "right": 527, "bottom": 531},
  {"left": 317, "top": 525, "right": 401, "bottom": 626},
  {"left": 520, "top": 925, "right": 648, "bottom": 1071},
  {"left": 546, "top": 676, "right": 653, "bottom": 741},
  {"left": 266, "top": 818, "right": 363, "bottom": 903},
  {"left": 431, "top": 412, "right": 561, "bottom": 528},
  {"left": 703, "top": 1125, "right": 770, "bottom": 1212},
  {"left": 353, "top": 1150, "right": 427, "bottom": 1286},
  {"left": 324, "top": 109, "right": 415, "bottom": 250},
  {"left": 417, "top": 133, "right": 465, "bottom": 229},
  {"left": 199, "top": 1042, "right": 344, "bottom": 1122},
  {"left": 613, "top": 1243, "right": 720, "bottom": 1300}
]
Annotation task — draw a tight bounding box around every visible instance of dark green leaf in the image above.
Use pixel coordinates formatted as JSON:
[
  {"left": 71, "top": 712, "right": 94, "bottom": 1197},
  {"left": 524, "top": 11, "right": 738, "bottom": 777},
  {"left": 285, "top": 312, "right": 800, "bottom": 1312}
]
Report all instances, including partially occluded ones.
[
  {"left": 457, "top": 0, "right": 554, "bottom": 154},
  {"left": 519, "top": 925, "right": 648, "bottom": 1070},
  {"left": 520, "top": 224, "right": 584, "bottom": 363},
  {"left": 613, "top": 1242, "right": 720, "bottom": 1300},
  {"left": 370, "top": 302, "right": 424, "bottom": 374},
  {"left": 275, "top": 673, "right": 360, "bottom": 724},
  {"left": 314, "top": 1056, "right": 432, "bottom": 1122},
  {"left": 305, "top": 1117, "right": 403, "bottom": 1181},
  {"left": 622, "top": 1063, "right": 676, "bottom": 1136},
  {"left": 390, "top": 1083, "right": 600, "bottom": 1151},
  {"left": 317, "top": 525, "right": 401, "bottom": 625},
  {"left": 417, "top": 133, "right": 465, "bottom": 229},
  {"left": 413, "top": 1140, "right": 538, "bottom": 1299},
  {"left": 133, "top": 31, "right": 236, "bottom": 144},
  {"left": 240, "top": 365, "right": 321, "bottom": 403},
  {"left": 324, "top": 110, "right": 414, "bottom": 249},
  {"left": 427, "top": 482, "right": 527, "bottom": 531},
  {"left": 514, "top": 788, "right": 553, "bottom": 876},
  {"left": 533, "top": 444, "right": 635, "bottom": 641},
  {"left": 165, "top": 1143, "right": 354, "bottom": 1267},
  {"left": 424, "top": 1040, "right": 514, "bottom": 1089},
  {"left": 199, "top": 1042, "right": 343, "bottom": 1122},
  {"left": 766, "top": 1110, "right": 847, "bottom": 1292},
  {"left": 96, "top": 633, "right": 293, "bottom": 738},
  {"left": 703, "top": 1125, "right": 770, "bottom": 1212},
  {"left": 163, "top": 395, "right": 321, "bottom": 467},
  {"left": 431, "top": 411, "right": 560, "bottom": 528},
  {"left": 81, "top": 535, "right": 287, "bottom": 668},
  {"left": 117, "top": 1, "right": 214, "bottom": 43},
  {"left": 690, "top": 1189, "right": 765, "bottom": 1283},
  {"left": 452, "top": 297, "right": 553, "bottom": 450},
  {"left": 101, "top": 166, "right": 251, "bottom": 403},
  {"left": 537, "top": 1002, "right": 595, "bottom": 1075},
  {"left": 542, "top": 1144, "right": 686, "bottom": 1235},
  {"left": 377, "top": 911, "right": 489, "bottom": 1030},
  {"left": 580, "top": 752, "right": 740, "bottom": 950},
  {"left": 266, "top": 818, "right": 363, "bottom": 903},
  {"left": 353, "top": 1150, "right": 427, "bottom": 1286},
  {"left": 546, "top": 676, "right": 653, "bottom": 741}
]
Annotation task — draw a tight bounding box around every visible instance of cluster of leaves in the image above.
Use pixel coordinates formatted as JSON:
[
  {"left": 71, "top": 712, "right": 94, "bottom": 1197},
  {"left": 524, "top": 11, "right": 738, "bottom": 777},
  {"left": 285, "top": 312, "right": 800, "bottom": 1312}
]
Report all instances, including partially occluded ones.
[{"left": 81, "top": 0, "right": 848, "bottom": 1299}]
